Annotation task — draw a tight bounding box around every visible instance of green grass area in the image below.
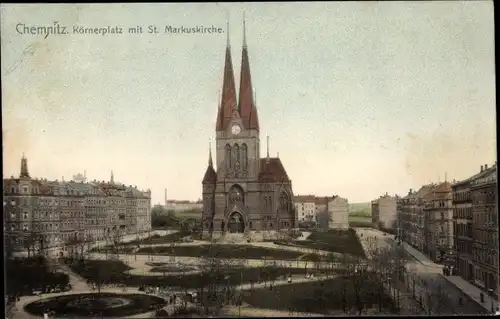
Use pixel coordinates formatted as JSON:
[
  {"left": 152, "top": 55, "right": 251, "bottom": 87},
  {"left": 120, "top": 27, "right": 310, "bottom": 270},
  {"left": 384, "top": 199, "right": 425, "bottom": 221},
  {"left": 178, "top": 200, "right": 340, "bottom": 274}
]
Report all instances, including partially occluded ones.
[
  {"left": 126, "top": 231, "right": 191, "bottom": 245},
  {"left": 174, "top": 211, "right": 202, "bottom": 221},
  {"left": 68, "top": 259, "right": 341, "bottom": 288},
  {"left": 136, "top": 244, "right": 312, "bottom": 260},
  {"left": 275, "top": 229, "right": 366, "bottom": 258},
  {"left": 348, "top": 216, "right": 373, "bottom": 228},
  {"left": 348, "top": 215, "right": 372, "bottom": 223},
  {"left": 349, "top": 202, "right": 371, "bottom": 216},
  {"left": 242, "top": 274, "right": 395, "bottom": 314},
  {"left": 349, "top": 219, "right": 373, "bottom": 228}
]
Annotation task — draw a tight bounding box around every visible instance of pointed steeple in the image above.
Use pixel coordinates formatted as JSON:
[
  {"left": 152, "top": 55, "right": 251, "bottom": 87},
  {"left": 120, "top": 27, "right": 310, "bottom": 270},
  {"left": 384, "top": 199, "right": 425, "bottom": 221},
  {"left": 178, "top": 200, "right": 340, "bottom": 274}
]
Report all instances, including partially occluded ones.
[
  {"left": 20, "top": 153, "right": 30, "bottom": 178},
  {"left": 110, "top": 170, "right": 114, "bottom": 184},
  {"left": 238, "top": 14, "right": 259, "bottom": 131},
  {"left": 266, "top": 135, "right": 270, "bottom": 161},
  {"left": 243, "top": 11, "right": 247, "bottom": 48},
  {"left": 215, "top": 17, "right": 238, "bottom": 131},
  {"left": 203, "top": 144, "right": 217, "bottom": 184},
  {"left": 208, "top": 139, "right": 213, "bottom": 167}
]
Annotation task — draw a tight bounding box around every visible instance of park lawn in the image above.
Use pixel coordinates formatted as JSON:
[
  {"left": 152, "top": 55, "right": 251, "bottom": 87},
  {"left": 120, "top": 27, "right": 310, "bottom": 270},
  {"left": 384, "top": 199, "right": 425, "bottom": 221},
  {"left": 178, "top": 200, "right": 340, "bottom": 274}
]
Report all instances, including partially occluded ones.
[
  {"left": 348, "top": 215, "right": 372, "bottom": 223},
  {"left": 125, "top": 230, "right": 191, "bottom": 245},
  {"left": 136, "top": 244, "right": 310, "bottom": 260},
  {"left": 348, "top": 215, "right": 373, "bottom": 228},
  {"left": 68, "top": 259, "right": 338, "bottom": 289},
  {"left": 89, "top": 245, "right": 137, "bottom": 254},
  {"left": 349, "top": 202, "right": 372, "bottom": 216},
  {"left": 242, "top": 274, "right": 395, "bottom": 315},
  {"left": 287, "top": 229, "right": 366, "bottom": 258}
]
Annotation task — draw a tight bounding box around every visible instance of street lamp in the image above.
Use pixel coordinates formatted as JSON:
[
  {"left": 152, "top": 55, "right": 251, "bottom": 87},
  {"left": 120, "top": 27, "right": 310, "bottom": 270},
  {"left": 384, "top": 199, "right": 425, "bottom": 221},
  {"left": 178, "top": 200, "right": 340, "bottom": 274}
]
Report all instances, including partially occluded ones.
[{"left": 488, "top": 288, "right": 494, "bottom": 313}]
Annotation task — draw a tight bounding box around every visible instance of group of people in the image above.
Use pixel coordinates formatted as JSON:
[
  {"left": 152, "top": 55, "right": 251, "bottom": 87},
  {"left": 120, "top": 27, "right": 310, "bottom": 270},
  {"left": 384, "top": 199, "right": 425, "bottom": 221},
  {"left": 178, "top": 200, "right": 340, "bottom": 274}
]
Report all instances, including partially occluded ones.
[{"left": 442, "top": 265, "right": 455, "bottom": 276}]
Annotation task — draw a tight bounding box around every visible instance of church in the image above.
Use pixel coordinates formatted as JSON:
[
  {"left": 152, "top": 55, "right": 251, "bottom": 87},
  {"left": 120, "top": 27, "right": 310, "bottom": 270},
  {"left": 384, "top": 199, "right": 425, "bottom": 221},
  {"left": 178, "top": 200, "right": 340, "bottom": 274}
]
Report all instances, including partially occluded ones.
[{"left": 201, "top": 20, "right": 295, "bottom": 235}]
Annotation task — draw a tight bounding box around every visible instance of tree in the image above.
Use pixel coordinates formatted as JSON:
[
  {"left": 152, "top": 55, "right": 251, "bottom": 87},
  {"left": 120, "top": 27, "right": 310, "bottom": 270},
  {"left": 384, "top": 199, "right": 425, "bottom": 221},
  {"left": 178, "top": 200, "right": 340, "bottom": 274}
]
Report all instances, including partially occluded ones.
[
  {"left": 104, "top": 228, "right": 123, "bottom": 260},
  {"left": 423, "top": 279, "right": 454, "bottom": 315},
  {"left": 197, "top": 255, "right": 228, "bottom": 316}
]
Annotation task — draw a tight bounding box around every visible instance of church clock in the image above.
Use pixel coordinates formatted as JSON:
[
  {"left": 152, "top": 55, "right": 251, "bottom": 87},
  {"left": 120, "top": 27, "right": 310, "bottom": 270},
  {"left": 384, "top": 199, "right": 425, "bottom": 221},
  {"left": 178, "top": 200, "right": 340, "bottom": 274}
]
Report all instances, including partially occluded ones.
[{"left": 231, "top": 124, "right": 241, "bottom": 135}]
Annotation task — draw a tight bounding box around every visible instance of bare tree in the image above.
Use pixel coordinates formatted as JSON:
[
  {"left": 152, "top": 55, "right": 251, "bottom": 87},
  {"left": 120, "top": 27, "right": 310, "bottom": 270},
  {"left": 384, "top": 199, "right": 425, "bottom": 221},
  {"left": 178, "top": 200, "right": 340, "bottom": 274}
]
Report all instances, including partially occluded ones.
[
  {"left": 103, "top": 228, "right": 123, "bottom": 260},
  {"left": 423, "top": 278, "right": 454, "bottom": 315}
]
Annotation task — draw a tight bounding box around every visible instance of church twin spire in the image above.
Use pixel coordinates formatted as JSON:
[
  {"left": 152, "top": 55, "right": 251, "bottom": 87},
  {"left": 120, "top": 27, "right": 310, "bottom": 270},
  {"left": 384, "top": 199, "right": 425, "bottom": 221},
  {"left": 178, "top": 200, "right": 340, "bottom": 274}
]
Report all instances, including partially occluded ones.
[{"left": 216, "top": 14, "right": 259, "bottom": 132}]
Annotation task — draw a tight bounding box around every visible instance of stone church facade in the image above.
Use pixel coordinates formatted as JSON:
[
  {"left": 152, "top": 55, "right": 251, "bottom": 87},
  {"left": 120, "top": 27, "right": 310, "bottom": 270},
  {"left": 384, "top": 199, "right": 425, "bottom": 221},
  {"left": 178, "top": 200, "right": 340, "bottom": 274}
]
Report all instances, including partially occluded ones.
[{"left": 201, "top": 24, "right": 295, "bottom": 234}]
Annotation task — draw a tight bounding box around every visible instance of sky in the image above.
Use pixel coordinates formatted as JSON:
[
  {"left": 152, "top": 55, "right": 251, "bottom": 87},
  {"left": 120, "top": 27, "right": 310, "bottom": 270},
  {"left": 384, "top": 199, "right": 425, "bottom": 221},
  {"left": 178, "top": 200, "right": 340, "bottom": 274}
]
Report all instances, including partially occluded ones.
[{"left": 1, "top": 2, "right": 496, "bottom": 204}]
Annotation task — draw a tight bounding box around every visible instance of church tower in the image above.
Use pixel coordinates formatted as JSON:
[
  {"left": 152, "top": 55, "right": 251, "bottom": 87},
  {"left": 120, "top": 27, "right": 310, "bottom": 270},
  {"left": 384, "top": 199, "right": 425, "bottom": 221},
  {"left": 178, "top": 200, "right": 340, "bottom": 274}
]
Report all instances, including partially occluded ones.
[
  {"left": 203, "top": 15, "right": 295, "bottom": 236},
  {"left": 215, "top": 16, "right": 260, "bottom": 182}
]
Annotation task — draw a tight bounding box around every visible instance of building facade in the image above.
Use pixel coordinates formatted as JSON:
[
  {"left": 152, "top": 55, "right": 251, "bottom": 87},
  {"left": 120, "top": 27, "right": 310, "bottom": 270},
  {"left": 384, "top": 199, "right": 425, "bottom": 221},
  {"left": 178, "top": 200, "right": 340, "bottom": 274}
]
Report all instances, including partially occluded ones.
[
  {"left": 293, "top": 195, "right": 349, "bottom": 230},
  {"left": 423, "top": 182, "right": 454, "bottom": 262},
  {"left": 470, "top": 165, "right": 498, "bottom": 298},
  {"left": 294, "top": 195, "right": 317, "bottom": 222},
  {"left": 201, "top": 24, "right": 295, "bottom": 233},
  {"left": 399, "top": 185, "right": 436, "bottom": 250},
  {"left": 3, "top": 155, "right": 152, "bottom": 256},
  {"left": 453, "top": 163, "right": 498, "bottom": 299},
  {"left": 327, "top": 196, "right": 349, "bottom": 229},
  {"left": 371, "top": 193, "right": 398, "bottom": 231}
]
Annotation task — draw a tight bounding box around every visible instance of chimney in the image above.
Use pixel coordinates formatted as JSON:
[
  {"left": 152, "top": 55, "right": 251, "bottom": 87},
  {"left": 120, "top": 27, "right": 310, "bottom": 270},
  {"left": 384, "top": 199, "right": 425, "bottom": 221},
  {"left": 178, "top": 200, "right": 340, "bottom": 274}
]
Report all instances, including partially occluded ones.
[
  {"left": 480, "top": 165, "right": 484, "bottom": 172},
  {"left": 485, "top": 164, "right": 488, "bottom": 170},
  {"left": 409, "top": 188, "right": 413, "bottom": 194}
]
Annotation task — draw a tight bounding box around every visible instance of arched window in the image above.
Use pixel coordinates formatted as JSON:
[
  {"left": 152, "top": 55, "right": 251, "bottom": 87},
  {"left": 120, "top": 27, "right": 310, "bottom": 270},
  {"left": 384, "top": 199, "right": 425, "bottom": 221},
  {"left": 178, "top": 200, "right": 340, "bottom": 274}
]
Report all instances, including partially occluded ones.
[
  {"left": 225, "top": 144, "right": 231, "bottom": 169},
  {"left": 228, "top": 184, "right": 245, "bottom": 206},
  {"left": 279, "top": 192, "right": 289, "bottom": 212},
  {"left": 241, "top": 144, "right": 248, "bottom": 170},
  {"left": 232, "top": 144, "right": 240, "bottom": 170}
]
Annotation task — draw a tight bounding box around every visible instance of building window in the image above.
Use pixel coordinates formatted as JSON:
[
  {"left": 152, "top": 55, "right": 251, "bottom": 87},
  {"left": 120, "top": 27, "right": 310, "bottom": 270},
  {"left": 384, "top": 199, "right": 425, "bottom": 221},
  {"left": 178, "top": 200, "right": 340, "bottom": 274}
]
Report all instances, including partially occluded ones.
[
  {"left": 10, "top": 212, "right": 15, "bottom": 219},
  {"left": 23, "top": 212, "right": 28, "bottom": 219},
  {"left": 225, "top": 144, "right": 232, "bottom": 169},
  {"left": 23, "top": 224, "right": 28, "bottom": 231}
]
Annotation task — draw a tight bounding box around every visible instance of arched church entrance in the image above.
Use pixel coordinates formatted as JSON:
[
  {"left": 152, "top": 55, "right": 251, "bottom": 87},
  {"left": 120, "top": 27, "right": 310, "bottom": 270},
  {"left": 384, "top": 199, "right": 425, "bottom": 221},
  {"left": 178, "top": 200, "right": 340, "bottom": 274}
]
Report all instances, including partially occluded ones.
[{"left": 228, "top": 212, "right": 245, "bottom": 233}]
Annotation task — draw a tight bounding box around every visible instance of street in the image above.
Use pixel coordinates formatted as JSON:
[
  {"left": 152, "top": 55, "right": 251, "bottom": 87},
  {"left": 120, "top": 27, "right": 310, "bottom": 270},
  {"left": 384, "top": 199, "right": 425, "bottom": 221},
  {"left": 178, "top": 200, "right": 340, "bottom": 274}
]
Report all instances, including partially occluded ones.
[{"left": 355, "top": 228, "right": 488, "bottom": 315}]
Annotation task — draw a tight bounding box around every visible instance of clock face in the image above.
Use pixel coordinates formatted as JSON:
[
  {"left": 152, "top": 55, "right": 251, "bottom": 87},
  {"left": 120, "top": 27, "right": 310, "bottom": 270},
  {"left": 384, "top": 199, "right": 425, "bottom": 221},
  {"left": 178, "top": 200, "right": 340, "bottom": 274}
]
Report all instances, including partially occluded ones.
[{"left": 231, "top": 124, "right": 241, "bottom": 135}]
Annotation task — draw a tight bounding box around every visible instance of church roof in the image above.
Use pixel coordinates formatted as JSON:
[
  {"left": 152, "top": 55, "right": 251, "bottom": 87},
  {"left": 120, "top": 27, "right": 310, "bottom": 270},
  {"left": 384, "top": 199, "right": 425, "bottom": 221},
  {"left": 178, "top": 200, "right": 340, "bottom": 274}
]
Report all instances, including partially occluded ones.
[
  {"left": 259, "top": 158, "right": 290, "bottom": 183},
  {"left": 202, "top": 165, "right": 217, "bottom": 184}
]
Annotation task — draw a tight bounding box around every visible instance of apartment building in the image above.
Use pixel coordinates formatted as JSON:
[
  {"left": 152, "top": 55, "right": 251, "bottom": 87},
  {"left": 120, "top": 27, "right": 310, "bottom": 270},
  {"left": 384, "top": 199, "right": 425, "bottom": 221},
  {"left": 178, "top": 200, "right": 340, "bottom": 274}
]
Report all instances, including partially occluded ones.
[
  {"left": 294, "top": 195, "right": 317, "bottom": 222},
  {"left": 371, "top": 193, "right": 398, "bottom": 231},
  {"left": 423, "top": 182, "right": 454, "bottom": 262},
  {"left": 453, "top": 163, "right": 498, "bottom": 299},
  {"left": 327, "top": 196, "right": 349, "bottom": 229},
  {"left": 314, "top": 197, "right": 329, "bottom": 229},
  {"left": 294, "top": 195, "right": 349, "bottom": 229},
  {"left": 3, "top": 156, "right": 152, "bottom": 256},
  {"left": 399, "top": 184, "right": 436, "bottom": 250}
]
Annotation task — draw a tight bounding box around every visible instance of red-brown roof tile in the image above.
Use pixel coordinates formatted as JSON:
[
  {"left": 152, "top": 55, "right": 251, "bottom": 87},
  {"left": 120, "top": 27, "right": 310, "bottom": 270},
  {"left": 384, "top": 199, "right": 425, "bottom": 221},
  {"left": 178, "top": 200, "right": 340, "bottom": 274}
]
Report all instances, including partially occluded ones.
[
  {"left": 259, "top": 158, "right": 290, "bottom": 183},
  {"left": 202, "top": 165, "right": 217, "bottom": 184}
]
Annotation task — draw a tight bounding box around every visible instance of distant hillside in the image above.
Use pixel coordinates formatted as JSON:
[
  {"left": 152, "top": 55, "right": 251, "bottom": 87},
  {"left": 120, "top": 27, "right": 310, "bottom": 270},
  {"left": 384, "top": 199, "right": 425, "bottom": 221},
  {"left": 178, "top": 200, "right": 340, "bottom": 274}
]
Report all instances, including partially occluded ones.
[{"left": 349, "top": 202, "right": 371, "bottom": 216}]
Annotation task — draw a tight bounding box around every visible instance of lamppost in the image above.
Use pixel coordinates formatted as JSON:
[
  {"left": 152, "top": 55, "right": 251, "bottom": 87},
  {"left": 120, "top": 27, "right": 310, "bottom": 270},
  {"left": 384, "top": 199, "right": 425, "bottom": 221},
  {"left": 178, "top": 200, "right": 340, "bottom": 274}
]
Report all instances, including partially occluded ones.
[{"left": 488, "top": 288, "right": 494, "bottom": 313}]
